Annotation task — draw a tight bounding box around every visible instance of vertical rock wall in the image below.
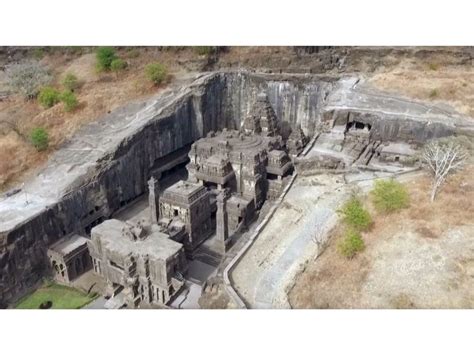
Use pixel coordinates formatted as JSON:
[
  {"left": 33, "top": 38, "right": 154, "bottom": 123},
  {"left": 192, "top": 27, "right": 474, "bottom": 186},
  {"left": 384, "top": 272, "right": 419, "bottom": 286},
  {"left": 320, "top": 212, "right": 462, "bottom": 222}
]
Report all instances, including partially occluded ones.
[{"left": 221, "top": 72, "right": 334, "bottom": 136}]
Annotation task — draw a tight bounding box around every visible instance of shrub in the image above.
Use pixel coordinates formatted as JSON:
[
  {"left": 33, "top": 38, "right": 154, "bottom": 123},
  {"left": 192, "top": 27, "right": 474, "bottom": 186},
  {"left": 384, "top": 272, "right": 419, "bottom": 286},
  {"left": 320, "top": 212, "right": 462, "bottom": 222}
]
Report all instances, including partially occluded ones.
[
  {"left": 428, "top": 63, "right": 439, "bottom": 71},
  {"left": 371, "top": 179, "right": 409, "bottom": 213},
  {"left": 62, "top": 73, "right": 79, "bottom": 91},
  {"left": 110, "top": 58, "right": 128, "bottom": 72},
  {"left": 5, "top": 61, "right": 52, "bottom": 99},
  {"left": 194, "top": 46, "right": 215, "bottom": 56},
  {"left": 145, "top": 62, "right": 168, "bottom": 85},
  {"left": 62, "top": 46, "right": 85, "bottom": 55},
  {"left": 30, "top": 127, "right": 49, "bottom": 151},
  {"left": 126, "top": 48, "right": 140, "bottom": 58},
  {"left": 339, "top": 197, "right": 372, "bottom": 231},
  {"left": 96, "top": 47, "right": 117, "bottom": 71},
  {"left": 338, "top": 230, "right": 365, "bottom": 259},
  {"left": 32, "top": 47, "right": 45, "bottom": 60},
  {"left": 162, "top": 46, "right": 185, "bottom": 52},
  {"left": 429, "top": 88, "right": 439, "bottom": 98},
  {"left": 37, "top": 86, "right": 60, "bottom": 108},
  {"left": 60, "top": 90, "right": 78, "bottom": 112}
]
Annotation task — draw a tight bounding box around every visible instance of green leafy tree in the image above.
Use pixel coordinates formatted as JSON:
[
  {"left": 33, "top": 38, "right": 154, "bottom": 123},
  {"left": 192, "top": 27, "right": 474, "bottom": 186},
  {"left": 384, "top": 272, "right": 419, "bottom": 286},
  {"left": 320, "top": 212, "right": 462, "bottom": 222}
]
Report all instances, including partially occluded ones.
[
  {"left": 96, "top": 47, "right": 117, "bottom": 71},
  {"left": 145, "top": 62, "right": 168, "bottom": 85},
  {"left": 30, "top": 127, "right": 49, "bottom": 151},
  {"left": 371, "top": 179, "right": 409, "bottom": 213},
  {"left": 37, "top": 86, "right": 60, "bottom": 108}
]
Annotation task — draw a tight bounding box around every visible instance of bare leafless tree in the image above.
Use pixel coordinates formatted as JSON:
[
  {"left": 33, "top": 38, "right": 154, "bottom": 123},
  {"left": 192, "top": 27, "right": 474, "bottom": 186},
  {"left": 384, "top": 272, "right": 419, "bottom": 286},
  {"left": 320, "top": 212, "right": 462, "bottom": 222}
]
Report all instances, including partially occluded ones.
[
  {"left": 311, "top": 210, "right": 332, "bottom": 259},
  {"left": 422, "top": 138, "right": 467, "bottom": 202},
  {"left": 0, "top": 118, "right": 25, "bottom": 139}
]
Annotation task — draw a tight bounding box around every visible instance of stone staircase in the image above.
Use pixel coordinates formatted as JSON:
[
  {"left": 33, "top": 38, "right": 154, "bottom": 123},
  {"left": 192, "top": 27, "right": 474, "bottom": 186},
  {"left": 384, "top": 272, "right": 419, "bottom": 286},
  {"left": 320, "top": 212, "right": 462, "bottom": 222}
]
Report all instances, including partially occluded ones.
[{"left": 354, "top": 141, "right": 382, "bottom": 166}]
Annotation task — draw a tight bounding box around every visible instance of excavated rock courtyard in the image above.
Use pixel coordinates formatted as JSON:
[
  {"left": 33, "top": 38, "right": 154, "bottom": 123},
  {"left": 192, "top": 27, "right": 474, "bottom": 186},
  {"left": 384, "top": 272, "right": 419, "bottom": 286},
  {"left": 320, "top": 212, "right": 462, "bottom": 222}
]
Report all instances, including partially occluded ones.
[{"left": 1, "top": 63, "right": 473, "bottom": 308}]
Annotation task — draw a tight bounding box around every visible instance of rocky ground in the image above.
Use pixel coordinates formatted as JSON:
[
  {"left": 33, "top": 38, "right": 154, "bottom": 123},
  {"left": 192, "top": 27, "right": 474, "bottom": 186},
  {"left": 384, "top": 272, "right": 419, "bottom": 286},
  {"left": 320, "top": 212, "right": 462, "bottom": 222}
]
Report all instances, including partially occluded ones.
[
  {"left": 231, "top": 173, "right": 350, "bottom": 308},
  {"left": 289, "top": 165, "right": 474, "bottom": 309}
]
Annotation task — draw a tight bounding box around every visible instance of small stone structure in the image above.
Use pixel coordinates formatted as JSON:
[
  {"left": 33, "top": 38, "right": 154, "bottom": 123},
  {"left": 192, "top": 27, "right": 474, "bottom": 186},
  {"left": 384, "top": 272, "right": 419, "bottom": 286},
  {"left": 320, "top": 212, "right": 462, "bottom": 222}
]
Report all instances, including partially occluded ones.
[
  {"left": 47, "top": 235, "right": 92, "bottom": 284},
  {"left": 243, "top": 92, "right": 280, "bottom": 137},
  {"left": 375, "top": 142, "right": 418, "bottom": 165},
  {"left": 159, "top": 180, "right": 213, "bottom": 252},
  {"left": 287, "top": 124, "right": 309, "bottom": 157},
  {"left": 298, "top": 109, "right": 424, "bottom": 172},
  {"left": 88, "top": 219, "right": 187, "bottom": 307}
]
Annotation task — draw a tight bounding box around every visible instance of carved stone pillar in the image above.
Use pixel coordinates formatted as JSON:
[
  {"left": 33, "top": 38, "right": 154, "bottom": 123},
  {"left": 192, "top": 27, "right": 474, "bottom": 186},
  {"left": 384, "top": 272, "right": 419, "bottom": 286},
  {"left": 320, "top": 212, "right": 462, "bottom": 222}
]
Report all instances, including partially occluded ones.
[
  {"left": 216, "top": 191, "right": 229, "bottom": 255},
  {"left": 148, "top": 177, "right": 160, "bottom": 224}
]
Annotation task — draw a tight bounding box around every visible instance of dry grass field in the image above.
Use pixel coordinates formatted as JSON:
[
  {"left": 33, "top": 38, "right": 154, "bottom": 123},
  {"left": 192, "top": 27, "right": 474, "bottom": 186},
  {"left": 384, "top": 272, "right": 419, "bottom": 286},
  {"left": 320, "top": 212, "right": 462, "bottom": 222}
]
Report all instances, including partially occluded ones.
[
  {"left": 289, "top": 165, "right": 474, "bottom": 309},
  {"left": 368, "top": 55, "right": 474, "bottom": 117},
  {"left": 0, "top": 47, "right": 207, "bottom": 191}
]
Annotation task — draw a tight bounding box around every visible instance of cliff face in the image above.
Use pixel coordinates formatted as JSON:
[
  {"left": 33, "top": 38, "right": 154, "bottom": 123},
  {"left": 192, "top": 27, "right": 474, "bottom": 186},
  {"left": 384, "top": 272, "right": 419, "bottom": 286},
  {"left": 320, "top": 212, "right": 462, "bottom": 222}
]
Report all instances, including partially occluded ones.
[
  {"left": 217, "top": 72, "right": 335, "bottom": 136},
  {"left": 1, "top": 71, "right": 472, "bottom": 306},
  {"left": 217, "top": 72, "right": 466, "bottom": 142}
]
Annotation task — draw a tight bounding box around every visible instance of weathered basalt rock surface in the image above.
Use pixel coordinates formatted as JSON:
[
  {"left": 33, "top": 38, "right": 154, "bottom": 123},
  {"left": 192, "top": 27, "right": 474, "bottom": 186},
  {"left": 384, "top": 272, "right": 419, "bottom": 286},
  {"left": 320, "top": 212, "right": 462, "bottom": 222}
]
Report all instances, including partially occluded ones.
[
  {"left": 1, "top": 71, "right": 473, "bottom": 306},
  {"left": 322, "top": 77, "right": 469, "bottom": 143}
]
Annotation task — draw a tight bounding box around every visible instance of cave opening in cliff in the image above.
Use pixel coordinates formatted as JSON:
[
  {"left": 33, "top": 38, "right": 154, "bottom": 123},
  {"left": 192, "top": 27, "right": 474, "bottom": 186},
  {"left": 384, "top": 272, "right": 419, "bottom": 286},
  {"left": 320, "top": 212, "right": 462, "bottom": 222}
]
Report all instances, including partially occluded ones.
[{"left": 346, "top": 121, "right": 371, "bottom": 131}]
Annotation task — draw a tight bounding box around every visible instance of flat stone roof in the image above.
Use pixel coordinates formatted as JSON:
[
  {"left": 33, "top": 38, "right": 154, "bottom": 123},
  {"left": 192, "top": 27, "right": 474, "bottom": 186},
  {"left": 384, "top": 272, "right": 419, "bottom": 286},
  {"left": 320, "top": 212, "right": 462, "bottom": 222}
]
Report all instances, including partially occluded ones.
[
  {"left": 164, "top": 180, "right": 205, "bottom": 198},
  {"left": 205, "top": 154, "right": 230, "bottom": 166},
  {"left": 380, "top": 142, "right": 417, "bottom": 156},
  {"left": 49, "top": 234, "right": 88, "bottom": 256},
  {"left": 197, "top": 129, "right": 276, "bottom": 154},
  {"left": 92, "top": 219, "right": 183, "bottom": 261},
  {"left": 227, "top": 195, "right": 252, "bottom": 209},
  {"left": 268, "top": 150, "right": 286, "bottom": 158}
]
